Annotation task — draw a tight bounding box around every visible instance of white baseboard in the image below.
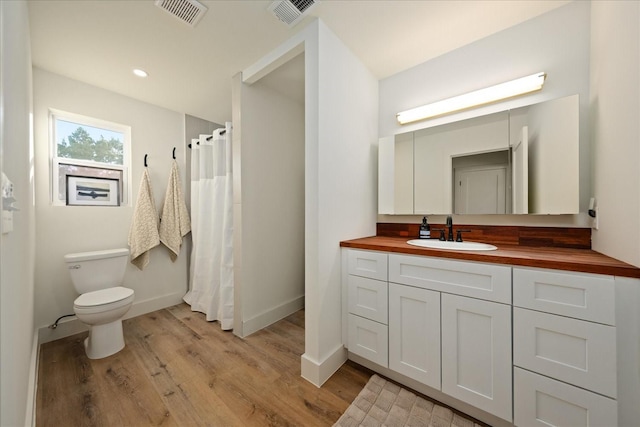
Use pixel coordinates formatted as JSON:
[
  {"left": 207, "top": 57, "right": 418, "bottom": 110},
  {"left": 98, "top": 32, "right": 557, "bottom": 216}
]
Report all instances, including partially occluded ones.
[
  {"left": 38, "top": 315, "right": 87, "bottom": 345},
  {"left": 37, "top": 291, "right": 185, "bottom": 344},
  {"left": 301, "top": 344, "right": 347, "bottom": 387},
  {"left": 126, "top": 291, "right": 184, "bottom": 320},
  {"left": 241, "top": 295, "right": 304, "bottom": 338},
  {"left": 25, "top": 331, "right": 39, "bottom": 427}
]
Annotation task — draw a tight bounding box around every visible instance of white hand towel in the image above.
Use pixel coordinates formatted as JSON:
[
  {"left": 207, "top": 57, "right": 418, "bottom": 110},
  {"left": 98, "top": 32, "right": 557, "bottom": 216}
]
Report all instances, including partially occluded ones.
[
  {"left": 159, "top": 160, "right": 191, "bottom": 261},
  {"left": 128, "top": 168, "right": 160, "bottom": 270}
]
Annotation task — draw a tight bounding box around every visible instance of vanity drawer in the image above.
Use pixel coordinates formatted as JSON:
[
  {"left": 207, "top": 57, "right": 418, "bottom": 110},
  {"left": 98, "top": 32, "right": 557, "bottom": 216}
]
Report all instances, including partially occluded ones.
[
  {"left": 514, "top": 308, "right": 617, "bottom": 398},
  {"left": 514, "top": 368, "right": 617, "bottom": 427},
  {"left": 348, "top": 275, "right": 388, "bottom": 324},
  {"left": 348, "top": 249, "right": 388, "bottom": 281},
  {"left": 513, "top": 267, "right": 615, "bottom": 325},
  {"left": 389, "top": 254, "right": 511, "bottom": 303},
  {"left": 347, "top": 314, "right": 388, "bottom": 367}
]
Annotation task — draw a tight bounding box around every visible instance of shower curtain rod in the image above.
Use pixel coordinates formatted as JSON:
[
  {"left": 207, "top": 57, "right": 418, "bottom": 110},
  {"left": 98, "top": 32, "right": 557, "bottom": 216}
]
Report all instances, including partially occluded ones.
[
  {"left": 189, "top": 129, "right": 226, "bottom": 148},
  {"left": 206, "top": 129, "right": 226, "bottom": 141}
]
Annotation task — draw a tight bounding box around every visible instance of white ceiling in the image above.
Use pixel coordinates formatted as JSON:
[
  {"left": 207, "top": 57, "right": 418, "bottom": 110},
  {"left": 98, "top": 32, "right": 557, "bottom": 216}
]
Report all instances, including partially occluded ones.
[{"left": 27, "top": 0, "right": 569, "bottom": 124}]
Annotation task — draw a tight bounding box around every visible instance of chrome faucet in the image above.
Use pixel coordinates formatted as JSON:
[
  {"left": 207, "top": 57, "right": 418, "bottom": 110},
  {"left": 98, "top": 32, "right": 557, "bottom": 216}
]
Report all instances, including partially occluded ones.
[{"left": 446, "top": 215, "right": 454, "bottom": 241}]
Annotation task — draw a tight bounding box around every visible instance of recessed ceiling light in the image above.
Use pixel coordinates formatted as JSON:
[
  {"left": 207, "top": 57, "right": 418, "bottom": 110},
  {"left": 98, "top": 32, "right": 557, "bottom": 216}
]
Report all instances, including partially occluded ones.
[{"left": 133, "top": 69, "right": 148, "bottom": 78}]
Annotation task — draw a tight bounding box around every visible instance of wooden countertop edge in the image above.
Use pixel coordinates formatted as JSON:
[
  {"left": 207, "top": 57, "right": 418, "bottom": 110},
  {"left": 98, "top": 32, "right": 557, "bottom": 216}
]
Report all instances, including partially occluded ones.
[{"left": 340, "top": 237, "right": 640, "bottom": 279}]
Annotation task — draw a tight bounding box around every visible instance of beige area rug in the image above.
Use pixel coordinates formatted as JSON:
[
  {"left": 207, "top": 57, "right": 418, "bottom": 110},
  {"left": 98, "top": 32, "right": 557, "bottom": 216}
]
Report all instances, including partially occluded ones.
[{"left": 334, "top": 375, "right": 482, "bottom": 427}]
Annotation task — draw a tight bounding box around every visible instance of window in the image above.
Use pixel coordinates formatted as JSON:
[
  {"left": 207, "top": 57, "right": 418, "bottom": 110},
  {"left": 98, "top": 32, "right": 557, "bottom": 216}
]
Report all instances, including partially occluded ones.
[{"left": 50, "top": 109, "right": 131, "bottom": 206}]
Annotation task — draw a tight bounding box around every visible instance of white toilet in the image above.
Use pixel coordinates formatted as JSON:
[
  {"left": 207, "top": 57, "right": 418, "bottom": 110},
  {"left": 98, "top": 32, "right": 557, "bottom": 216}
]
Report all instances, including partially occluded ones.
[{"left": 64, "top": 248, "right": 135, "bottom": 359}]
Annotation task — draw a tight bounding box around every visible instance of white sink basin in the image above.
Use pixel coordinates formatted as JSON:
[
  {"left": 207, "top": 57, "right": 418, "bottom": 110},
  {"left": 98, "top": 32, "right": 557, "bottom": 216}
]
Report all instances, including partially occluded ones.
[{"left": 407, "top": 239, "right": 498, "bottom": 251}]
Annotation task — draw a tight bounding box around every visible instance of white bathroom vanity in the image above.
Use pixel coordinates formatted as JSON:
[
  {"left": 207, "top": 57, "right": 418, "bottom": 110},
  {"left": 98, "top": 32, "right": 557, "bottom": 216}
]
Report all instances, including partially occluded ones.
[{"left": 341, "top": 238, "right": 640, "bottom": 427}]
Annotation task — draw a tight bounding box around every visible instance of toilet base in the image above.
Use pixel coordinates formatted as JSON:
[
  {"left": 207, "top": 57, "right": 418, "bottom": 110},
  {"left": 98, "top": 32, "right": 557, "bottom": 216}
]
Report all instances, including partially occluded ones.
[{"left": 84, "top": 319, "right": 125, "bottom": 359}]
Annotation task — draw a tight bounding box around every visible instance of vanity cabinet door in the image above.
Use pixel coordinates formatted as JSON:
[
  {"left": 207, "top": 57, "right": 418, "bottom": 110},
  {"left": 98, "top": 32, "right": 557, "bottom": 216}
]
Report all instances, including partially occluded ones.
[
  {"left": 513, "top": 267, "right": 615, "bottom": 325},
  {"left": 514, "top": 308, "right": 617, "bottom": 398},
  {"left": 348, "top": 314, "right": 388, "bottom": 367},
  {"left": 388, "top": 283, "right": 441, "bottom": 389},
  {"left": 348, "top": 275, "right": 388, "bottom": 324},
  {"left": 348, "top": 249, "right": 388, "bottom": 281},
  {"left": 514, "top": 367, "right": 617, "bottom": 427},
  {"left": 389, "top": 254, "right": 511, "bottom": 304},
  {"left": 441, "top": 294, "right": 512, "bottom": 421}
]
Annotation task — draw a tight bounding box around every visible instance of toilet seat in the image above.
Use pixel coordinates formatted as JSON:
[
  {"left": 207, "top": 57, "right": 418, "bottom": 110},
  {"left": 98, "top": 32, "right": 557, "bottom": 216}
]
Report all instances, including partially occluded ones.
[{"left": 74, "top": 286, "right": 134, "bottom": 309}]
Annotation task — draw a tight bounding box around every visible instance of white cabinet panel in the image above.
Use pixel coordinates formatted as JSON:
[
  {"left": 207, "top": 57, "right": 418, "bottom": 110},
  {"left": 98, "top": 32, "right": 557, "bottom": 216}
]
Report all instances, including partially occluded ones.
[
  {"left": 389, "top": 283, "right": 440, "bottom": 389},
  {"left": 389, "top": 254, "right": 511, "bottom": 303},
  {"left": 348, "top": 314, "right": 388, "bottom": 367},
  {"left": 513, "top": 267, "right": 615, "bottom": 325},
  {"left": 514, "top": 308, "right": 617, "bottom": 398},
  {"left": 514, "top": 368, "right": 617, "bottom": 427},
  {"left": 441, "top": 294, "right": 512, "bottom": 421},
  {"left": 348, "top": 249, "right": 388, "bottom": 281},
  {"left": 348, "top": 275, "right": 388, "bottom": 324}
]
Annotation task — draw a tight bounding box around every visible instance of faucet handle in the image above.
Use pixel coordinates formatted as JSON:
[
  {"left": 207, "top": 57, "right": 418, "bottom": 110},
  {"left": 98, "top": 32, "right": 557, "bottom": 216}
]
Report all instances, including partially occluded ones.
[
  {"left": 432, "top": 228, "right": 446, "bottom": 241},
  {"left": 456, "top": 229, "right": 471, "bottom": 242}
]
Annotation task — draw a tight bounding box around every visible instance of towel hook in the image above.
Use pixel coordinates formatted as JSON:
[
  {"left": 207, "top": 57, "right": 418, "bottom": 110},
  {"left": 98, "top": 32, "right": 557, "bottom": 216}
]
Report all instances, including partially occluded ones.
[
  {"left": 172, "top": 147, "right": 176, "bottom": 159},
  {"left": 144, "top": 154, "right": 148, "bottom": 167}
]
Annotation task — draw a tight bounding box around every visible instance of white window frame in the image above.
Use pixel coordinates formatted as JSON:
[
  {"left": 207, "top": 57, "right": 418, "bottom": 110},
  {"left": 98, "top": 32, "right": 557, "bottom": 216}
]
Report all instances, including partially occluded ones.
[{"left": 50, "top": 109, "right": 132, "bottom": 206}]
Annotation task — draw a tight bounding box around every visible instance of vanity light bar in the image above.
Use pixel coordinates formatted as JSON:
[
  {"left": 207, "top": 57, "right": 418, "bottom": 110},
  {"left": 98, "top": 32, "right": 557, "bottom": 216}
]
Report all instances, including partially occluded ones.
[{"left": 396, "top": 72, "right": 546, "bottom": 125}]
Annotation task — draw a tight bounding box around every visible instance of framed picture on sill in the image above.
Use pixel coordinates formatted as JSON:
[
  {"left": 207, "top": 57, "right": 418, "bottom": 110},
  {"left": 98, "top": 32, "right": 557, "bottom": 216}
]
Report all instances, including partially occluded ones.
[{"left": 66, "top": 175, "right": 120, "bottom": 206}]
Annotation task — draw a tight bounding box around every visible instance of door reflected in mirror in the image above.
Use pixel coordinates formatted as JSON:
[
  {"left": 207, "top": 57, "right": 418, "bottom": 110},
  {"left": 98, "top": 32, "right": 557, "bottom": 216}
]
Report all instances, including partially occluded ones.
[{"left": 453, "top": 150, "right": 509, "bottom": 214}]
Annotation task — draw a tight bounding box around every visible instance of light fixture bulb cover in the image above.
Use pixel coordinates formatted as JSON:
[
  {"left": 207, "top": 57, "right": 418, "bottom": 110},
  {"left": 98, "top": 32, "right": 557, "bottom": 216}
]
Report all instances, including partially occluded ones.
[
  {"left": 133, "top": 68, "right": 148, "bottom": 78},
  {"left": 397, "top": 72, "right": 546, "bottom": 124}
]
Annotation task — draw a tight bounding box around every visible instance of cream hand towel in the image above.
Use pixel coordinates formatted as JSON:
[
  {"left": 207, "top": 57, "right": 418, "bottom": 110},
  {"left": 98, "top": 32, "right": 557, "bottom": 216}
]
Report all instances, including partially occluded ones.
[
  {"left": 128, "top": 168, "right": 160, "bottom": 270},
  {"left": 159, "top": 160, "right": 191, "bottom": 261}
]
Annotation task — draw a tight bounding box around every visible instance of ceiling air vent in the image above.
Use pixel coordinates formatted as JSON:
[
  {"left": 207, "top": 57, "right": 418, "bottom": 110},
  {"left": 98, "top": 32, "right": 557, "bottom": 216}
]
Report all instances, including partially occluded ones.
[
  {"left": 268, "top": 0, "right": 316, "bottom": 27},
  {"left": 155, "top": 0, "right": 208, "bottom": 28}
]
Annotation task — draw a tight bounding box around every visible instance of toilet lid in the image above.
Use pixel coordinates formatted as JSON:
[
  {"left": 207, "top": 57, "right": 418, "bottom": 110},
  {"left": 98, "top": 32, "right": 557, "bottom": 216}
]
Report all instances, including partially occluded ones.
[{"left": 74, "top": 286, "right": 134, "bottom": 308}]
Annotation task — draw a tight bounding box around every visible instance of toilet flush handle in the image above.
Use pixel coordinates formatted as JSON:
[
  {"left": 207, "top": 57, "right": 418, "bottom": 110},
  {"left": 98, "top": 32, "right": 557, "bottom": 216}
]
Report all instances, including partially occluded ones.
[{"left": 68, "top": 265, "right": 81, "bottom": 269}]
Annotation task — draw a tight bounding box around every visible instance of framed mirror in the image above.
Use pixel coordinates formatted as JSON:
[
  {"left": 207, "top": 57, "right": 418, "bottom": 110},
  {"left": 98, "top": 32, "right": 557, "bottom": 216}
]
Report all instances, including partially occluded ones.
[{"left": 379, "top": 94, "right": 580, "bottom": 215}]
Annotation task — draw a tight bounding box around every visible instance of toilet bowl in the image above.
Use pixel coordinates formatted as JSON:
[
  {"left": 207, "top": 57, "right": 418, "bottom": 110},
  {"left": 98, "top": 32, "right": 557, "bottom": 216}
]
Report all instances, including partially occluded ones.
[
  {"left": 74, "top": 286, "right": 134, "bottom": 359},
  {"left": 65, "top": 248, "right": 134, "bottom": 359}
]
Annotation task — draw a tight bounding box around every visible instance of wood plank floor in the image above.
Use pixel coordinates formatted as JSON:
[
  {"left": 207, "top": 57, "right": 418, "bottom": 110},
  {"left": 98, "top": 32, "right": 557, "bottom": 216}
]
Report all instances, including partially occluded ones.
[{"left": 36, "top": 304, "right": 372, "bottom": 427}]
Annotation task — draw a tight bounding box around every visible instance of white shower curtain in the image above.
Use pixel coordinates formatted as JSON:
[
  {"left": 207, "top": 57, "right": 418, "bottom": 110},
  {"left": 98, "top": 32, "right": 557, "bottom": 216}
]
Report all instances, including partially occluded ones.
[{"left": 184, "top": 123, "right": 234, "bottom": 330}]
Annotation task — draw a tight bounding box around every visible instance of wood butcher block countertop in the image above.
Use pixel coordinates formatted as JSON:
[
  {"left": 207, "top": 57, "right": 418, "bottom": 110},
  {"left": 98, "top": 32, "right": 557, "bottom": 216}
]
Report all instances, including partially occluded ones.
[{"left": 340, "top": 235, "right": 640, "bottom": 279}]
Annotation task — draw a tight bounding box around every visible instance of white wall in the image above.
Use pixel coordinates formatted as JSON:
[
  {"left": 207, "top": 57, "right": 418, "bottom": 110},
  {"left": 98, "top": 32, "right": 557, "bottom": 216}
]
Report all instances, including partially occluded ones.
[
  {"left": 241, "top": 19, "right": 378, "bottom": 385},
  {"left": 33, "top": 69, "right": 188, "bottom": 340},
  {"left": 304, "top": 20, "right": 378, "bottom": 385},
  {"left": 590, "top": 1, "right": 640, "bottom": 268},
  {"left": 234, "top": 56, "right": 305, "bottom": 337},
  {"left": 0, "top": 1, "right": 37, "bottom": 425},
  {"left": 379, "top": 0, "right": 591, "bottom": 227}
]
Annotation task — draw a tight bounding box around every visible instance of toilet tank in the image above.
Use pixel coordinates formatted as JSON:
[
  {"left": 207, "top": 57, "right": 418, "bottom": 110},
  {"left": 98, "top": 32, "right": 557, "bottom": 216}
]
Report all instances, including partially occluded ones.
[{"left": 64, "top": 248, "right": 129, "bottom": 294}]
